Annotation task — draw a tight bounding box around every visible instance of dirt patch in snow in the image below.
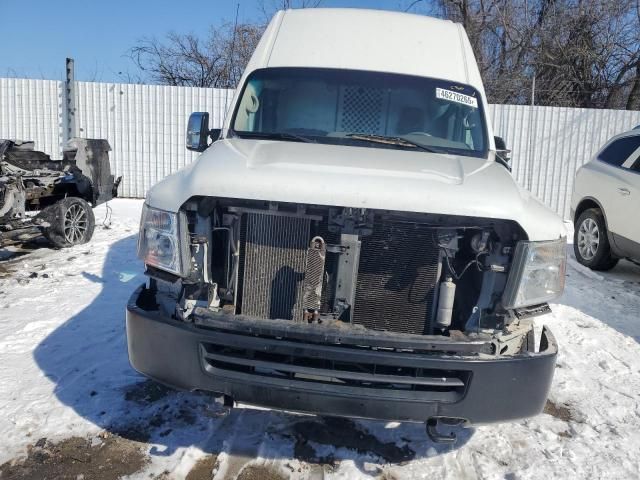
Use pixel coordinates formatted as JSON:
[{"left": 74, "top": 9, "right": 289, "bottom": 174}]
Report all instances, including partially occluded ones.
[
  {"left": 0, "top": 433, "right": 148, "bottom": 480},
  {"left": 0, "top": 263, "right": 15, "bottom": 278},
  {"left": 292, "top": 417, "right": 414, "bottom": 465},
  {"left": 544, "top": 400, "right": 576, "bottom": 423},
  {"left": 124, "top": 379, "right": 173, "bottom": 404},
  {"left": 185, "top": 454, "right": 218, "bottom": 480},
  {"left": 110, "top": 422, "right": 154, "bottom": 444},
  {"left": 237, "top": 464, "right": 289, "bottom": 480},
  {"left": 110, "top": 383, "right": 202, "bottom": 444}
]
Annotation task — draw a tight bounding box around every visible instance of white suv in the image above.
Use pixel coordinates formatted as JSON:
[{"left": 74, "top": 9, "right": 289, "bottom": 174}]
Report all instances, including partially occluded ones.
[{"left": 571, "top": 129, "right": 640, "bottom": 270}]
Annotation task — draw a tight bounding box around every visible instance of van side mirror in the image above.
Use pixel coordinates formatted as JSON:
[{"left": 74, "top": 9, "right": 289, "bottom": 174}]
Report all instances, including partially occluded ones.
[
  {"left": 494, "top": 136, "right": 511, "bottom": 171},
  {"left": 494, "top": 136, "right": 511, "bottom": 161},
  {"left": 186, "top": 112, "right": 221, "bottom": 152},
  {"left": 494, "top": 136, "right": 508, "bottom": 154},
  {"left": 186, "top": 112, "right": 209, "bottom": 152}
]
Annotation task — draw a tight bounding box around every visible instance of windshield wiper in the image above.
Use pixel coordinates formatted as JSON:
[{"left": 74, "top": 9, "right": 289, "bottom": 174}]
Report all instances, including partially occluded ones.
[
  {"left": 233, "top": 130, "right": 315, "bottom": 143},
  {"left": 346, "top": 133, "right": 437, "bottom": 153}
]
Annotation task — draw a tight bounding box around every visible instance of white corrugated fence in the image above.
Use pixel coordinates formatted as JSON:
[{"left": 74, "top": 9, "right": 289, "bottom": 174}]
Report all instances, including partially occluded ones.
[
  {"left": 488, "top": 104, "right": 640, "bottom": 219},
  {"left": 2, "top": 77, "right": 640, "bottom": 218},
  {"left": 74, "top": 82, "right": 235, "bottom": 198},
  {"left": 0, "top": 78, "right": 63, "bottom": 160}
]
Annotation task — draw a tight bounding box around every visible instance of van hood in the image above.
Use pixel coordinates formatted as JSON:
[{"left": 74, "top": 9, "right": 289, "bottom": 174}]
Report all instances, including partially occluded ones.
[{"left": 147, "top": 138, "right": 566, "bottom": 241}]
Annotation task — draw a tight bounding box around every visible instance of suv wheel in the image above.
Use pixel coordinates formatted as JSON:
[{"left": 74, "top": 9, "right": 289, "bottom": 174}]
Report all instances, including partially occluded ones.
[
  {"left": 574, "top": 208, "right": 618, "bottom": 271},
  {"left": 42, "top": 197, "right": 96, "bottom": 248}
]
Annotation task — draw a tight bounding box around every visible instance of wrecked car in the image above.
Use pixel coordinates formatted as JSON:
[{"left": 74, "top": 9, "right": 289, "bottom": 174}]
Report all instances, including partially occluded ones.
[
  {"left": 0, "top": 138, "right": 120, "bottom": 248},
  {"left": 126, "top": 8, "right": 566, "bottom": 442}
]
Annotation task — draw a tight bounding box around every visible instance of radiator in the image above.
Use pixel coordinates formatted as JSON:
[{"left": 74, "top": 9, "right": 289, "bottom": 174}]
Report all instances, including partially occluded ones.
[
  {"left": 240, "top": 212, "right": 310, "bottom": 321},
  {"left": 352, "top": 221, "right": 440, "bottom": 335}
]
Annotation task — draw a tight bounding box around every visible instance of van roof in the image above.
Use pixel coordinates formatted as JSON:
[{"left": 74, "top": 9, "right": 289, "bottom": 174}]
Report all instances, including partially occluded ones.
[{"left": 245, "top": 8, "right": 484, "bottom": 91}]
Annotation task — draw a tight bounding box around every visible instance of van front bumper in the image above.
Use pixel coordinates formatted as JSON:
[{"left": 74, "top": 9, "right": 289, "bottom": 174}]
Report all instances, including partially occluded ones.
[{"left": 126, "top": 285, "right": 557, "bottom": 425}]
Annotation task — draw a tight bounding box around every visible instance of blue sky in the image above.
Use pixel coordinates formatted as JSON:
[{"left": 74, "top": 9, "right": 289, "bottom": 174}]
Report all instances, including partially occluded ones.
[{"left": 0, "top": 0, "right": 416, "bottom": 82}]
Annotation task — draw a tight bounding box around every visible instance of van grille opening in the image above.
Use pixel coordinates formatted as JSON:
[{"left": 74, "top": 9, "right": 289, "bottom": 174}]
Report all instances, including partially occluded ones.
[
  {"left": 200, "top": 337, "right": 470, "bottom": 402},
  {"left": 237, "top": 211, "right": 440, "bottom": 335}
]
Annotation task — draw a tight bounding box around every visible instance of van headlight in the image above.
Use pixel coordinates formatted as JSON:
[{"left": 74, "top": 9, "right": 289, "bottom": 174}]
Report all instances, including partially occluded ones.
[
  {"left": 137, "top": 204, "right": 188, "bottom": 276},
  {"left": 502, "top": 238, "right": 567, "bottom": 309}
]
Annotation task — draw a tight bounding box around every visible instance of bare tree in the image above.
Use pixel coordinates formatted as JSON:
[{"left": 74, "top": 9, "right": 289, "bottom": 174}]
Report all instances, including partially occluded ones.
[
  {"left": 260, "top": 0, "right": 323, "bottom": 14},
  {"left": 530, "top": 0, "right": 640, "bottom": 109},
  {"left": 258, "top": 0, "right": 323, "bottom": 23},
  {"left": 128, "top": 22, "right": 263, "bottom": 88},
  {"left": 129, "top": 1, "right": 322, "bottom": 88},
  {"left": 406, "top": 0, "right": 640, "bottom": 109},
  {"left": 132, "top": 0, "right": 640, "bottom": 109}
]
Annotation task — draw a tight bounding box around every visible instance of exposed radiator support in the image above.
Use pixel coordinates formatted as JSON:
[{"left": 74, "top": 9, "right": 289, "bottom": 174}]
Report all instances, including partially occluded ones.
[{"left": 333, "top": 233, "right": 361, "bottom": 319}]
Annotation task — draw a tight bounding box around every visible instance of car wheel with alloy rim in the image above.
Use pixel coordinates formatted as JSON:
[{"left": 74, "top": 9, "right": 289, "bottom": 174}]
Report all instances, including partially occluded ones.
[
  {"left": 42, "top": 197, "right": 96, "bottom": 248},
  {"left": 573, "top": 208, "right": 618, "bottom": 271}
]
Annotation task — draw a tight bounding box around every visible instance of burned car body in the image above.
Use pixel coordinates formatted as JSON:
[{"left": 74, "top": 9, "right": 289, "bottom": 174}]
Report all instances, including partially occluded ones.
[
  {"left": 0, "top": 138, "right": 120, "bottom": 247},
  {"left": 126, "top": 9, "right": 566, "bottom": 441}
]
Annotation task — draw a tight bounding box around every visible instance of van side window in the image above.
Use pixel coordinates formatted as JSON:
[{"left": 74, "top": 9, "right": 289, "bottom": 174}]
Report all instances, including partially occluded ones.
[{"left": 598, "top": 136, "right": 640, "bottom": 167}]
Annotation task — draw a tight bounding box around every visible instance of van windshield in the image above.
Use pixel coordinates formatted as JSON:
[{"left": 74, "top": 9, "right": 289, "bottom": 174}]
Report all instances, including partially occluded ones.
[{"left": 231, "top": 67, "right": 488, "bottom": 158}]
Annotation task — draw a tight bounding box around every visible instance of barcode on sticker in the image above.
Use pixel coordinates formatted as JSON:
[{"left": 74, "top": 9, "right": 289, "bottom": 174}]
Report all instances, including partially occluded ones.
[{"left": 436, "top": 88, "right": 478, "bottom": 108}]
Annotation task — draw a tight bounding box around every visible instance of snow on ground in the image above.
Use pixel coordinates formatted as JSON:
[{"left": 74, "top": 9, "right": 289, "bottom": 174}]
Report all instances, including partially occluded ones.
[{"left": 0, "top": 199, "right": 639, "bottom": 479}]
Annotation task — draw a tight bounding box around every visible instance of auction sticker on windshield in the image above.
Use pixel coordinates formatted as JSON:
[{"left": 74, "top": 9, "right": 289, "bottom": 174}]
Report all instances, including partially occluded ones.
[{"left": 436, "top": 88, "right": 478, "bottom": 108}]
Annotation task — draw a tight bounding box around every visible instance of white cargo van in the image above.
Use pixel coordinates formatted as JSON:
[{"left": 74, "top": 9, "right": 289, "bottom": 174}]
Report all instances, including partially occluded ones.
[{"left": 127, "top": 9, "right": 566, "bottom": 442}]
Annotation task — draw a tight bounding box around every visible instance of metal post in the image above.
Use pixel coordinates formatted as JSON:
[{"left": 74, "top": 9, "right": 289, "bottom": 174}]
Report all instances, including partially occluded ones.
[
  {"left": 526, "top": 74, "right": 536, "bottom": 191},
  {"left": 65, "top": 57, "right": 76, "bottom": 142},
  {"left": 531, "top": 74, "right": 536, "bottom": 107}
]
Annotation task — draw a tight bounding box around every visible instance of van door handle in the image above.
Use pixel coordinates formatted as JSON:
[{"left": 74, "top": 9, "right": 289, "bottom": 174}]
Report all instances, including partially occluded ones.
[{"left": 618, "top": 187, "right": 631, "bottom": 196}]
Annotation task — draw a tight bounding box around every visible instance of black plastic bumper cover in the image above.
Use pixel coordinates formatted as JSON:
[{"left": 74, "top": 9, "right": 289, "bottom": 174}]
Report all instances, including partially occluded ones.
[{"left": 126, "top": 285, "right": 558, "bottom": 425}]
